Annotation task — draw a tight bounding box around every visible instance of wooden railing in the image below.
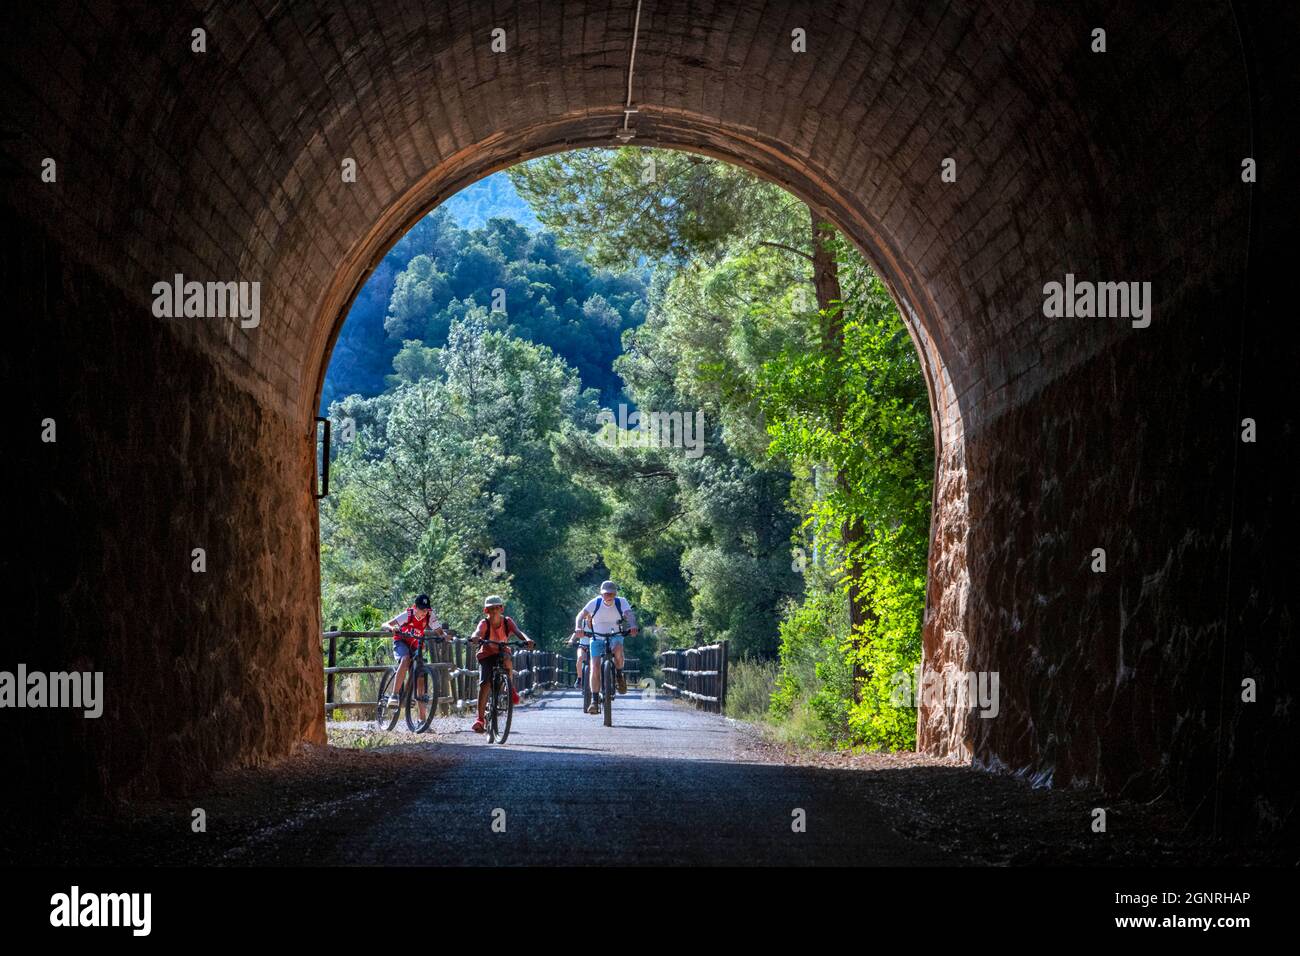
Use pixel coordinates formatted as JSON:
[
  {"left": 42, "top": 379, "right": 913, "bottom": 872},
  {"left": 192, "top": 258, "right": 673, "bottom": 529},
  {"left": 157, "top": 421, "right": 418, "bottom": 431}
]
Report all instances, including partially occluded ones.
[
  {"left": 322, "top": 631, "right": 563, "bottom": 718},
  {"left": 658, "top": 641, "right": 729, "bottom": 713}
]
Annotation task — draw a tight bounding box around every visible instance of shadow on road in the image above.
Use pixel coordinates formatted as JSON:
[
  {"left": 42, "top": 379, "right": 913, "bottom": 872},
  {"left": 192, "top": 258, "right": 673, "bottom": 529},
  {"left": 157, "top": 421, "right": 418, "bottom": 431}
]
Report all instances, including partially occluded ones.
[{"left": 7, "top": 689, "right": 1288, "bottom": 868}]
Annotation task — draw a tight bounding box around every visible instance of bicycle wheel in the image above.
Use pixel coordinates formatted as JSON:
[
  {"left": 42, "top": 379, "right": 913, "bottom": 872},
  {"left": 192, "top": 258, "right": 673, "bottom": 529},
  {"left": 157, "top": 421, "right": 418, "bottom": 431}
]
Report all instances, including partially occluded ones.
[
  {"left": 602, "top": 658, "right": 614, "bottom": 727},
  {"left": 581, "top": 660, "right": 591, "bottom": 713},
  {"left": 487, "top": 669, "right": 499, "bottom": 743},
  {"left": 407, "top": 663, "right": 439, "bottom": 733},
  {"left": 494, "top": 671, "right": 514, "bottom": 744},
  {"left": 375, "top": 667, "right": 402, "bottom": 731}
]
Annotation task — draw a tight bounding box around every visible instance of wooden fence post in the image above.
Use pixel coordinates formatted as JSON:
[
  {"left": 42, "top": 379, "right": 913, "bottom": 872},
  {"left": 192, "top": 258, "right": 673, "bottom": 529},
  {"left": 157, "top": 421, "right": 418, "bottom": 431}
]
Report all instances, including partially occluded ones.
[
  {"left": 455, "top": 639, "right": 464, "bottom": 710},
  {"left": 720, "top": 639, "right": 729, "bottom": 714},
  {"left": 326, "top": 632, "right": 337, "bottom": 707}
]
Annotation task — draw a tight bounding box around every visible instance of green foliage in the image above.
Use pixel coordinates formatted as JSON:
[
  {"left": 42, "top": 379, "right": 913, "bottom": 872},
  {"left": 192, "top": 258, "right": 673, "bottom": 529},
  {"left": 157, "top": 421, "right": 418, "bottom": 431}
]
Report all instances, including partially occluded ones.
[
  {"left": 769, "top": 586, "right": 852, "bottom": 745},
  {"left": 723, "top": 657, "right": 779, "bottom": 721},
  {"left": 759, "top": 236, "right": 933, "bottom": 749},
  {"left": 515, "top": 149, "right": 813, "bottom": 656},
  {"left": 513, "top": 147, "right": 933, "bottom": 703},
  {"left": 510, "top": 148, "right": 802, "bottom": 269}
]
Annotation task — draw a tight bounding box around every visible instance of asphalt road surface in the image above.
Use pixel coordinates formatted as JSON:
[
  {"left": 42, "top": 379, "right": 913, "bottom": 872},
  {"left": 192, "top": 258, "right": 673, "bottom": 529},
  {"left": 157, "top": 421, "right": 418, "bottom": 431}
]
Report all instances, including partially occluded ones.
[
  {"left": 15, "top": 685, "right": 1267, "bottom": 866},
  {"left": 273, "top": 687, "right": 955, "bottom": 866}
]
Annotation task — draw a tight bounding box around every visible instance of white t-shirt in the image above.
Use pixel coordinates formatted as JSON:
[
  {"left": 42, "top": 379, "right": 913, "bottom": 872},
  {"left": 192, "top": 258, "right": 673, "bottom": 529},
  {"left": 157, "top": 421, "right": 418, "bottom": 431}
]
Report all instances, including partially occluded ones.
[{"left": 581, "top": 596, "right": 636, "bottom": 636}]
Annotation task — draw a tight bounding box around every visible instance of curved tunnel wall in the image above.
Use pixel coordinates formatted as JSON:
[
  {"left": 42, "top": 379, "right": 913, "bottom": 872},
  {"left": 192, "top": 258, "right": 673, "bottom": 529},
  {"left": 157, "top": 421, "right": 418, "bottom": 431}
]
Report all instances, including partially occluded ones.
[{"left": 1, "top": 1, "right": 1293, "bottom": 833}]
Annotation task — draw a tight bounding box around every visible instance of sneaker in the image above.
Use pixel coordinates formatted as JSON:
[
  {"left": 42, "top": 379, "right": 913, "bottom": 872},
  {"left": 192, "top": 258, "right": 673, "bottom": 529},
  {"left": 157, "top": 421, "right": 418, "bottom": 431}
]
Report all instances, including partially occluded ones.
[
  {"left": 510, "top": 688, "right": 521, "bottom": 705},
  {"left": 472, "top": 718, "right": 485, "bottom": 733},
  {"left": 588, "top": 695, "right": 601, "bottom": 714},
  {"left": 617, "top": 671, "right": 627, "bottom": 695}
]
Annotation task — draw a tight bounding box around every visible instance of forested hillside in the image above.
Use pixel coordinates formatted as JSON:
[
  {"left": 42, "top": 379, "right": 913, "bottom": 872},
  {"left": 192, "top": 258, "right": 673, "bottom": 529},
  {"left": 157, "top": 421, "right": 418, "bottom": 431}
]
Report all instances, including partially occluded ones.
[
  {"left": 440, "top": 173, "right": 541, "bottom": 230},
  {"left": 321, "top": 176, "right": 646, "bottom": 411}
]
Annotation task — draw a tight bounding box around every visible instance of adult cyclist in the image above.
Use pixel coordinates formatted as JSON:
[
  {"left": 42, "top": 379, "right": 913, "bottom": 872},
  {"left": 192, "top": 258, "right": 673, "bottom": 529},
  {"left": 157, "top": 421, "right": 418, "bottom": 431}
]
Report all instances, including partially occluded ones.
[{"left": 576, "top": 580, "right": 638, "bottom": 714}]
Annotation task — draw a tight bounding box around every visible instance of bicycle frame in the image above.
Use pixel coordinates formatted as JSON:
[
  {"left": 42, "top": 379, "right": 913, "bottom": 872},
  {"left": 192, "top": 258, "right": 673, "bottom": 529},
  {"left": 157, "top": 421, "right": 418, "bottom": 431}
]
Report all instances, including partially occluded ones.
[{"left": 582, "top": 627, "right": 625, "bottom": 726}]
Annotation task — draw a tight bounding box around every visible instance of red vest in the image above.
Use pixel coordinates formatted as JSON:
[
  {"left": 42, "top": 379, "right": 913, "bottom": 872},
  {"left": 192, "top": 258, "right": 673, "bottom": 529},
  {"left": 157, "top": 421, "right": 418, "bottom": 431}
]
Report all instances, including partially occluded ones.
[{"left": 397, "top": 607, "right": 432, "bottom": 647}]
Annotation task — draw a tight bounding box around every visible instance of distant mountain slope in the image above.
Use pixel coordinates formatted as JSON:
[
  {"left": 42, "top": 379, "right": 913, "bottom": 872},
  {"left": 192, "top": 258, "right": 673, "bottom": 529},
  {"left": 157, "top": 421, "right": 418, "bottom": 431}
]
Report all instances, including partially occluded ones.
[
  {"left": 440, "top": 173, "right": 541, "bottom": 230},
  {"left": 321, "top": 207, "right": 645, "bottom": 412}
]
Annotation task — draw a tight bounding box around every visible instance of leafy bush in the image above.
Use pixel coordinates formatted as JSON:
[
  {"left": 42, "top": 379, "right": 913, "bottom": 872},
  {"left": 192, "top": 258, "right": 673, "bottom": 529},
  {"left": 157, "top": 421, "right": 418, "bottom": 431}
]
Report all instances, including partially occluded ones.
[{"left": 724, "top": 657, "right": 779, "bottom": 721}]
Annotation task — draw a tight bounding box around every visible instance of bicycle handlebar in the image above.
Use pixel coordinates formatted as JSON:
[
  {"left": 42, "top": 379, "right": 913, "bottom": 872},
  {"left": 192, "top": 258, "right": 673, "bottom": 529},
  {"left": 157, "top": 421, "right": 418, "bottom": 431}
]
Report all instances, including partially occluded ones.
[
  {"left": 581, "top": 627, "right": 627, "bottom": 639},
  {"left": 386, "top": 628, "right": 449, "bottom": 644}
]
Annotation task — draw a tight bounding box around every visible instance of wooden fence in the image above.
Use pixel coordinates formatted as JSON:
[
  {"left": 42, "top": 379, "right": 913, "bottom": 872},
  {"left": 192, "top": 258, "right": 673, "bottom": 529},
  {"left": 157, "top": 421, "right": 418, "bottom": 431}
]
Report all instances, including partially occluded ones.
[
  {"left": 322, "top": 631, "right": 562, "bottom": 719},
  {"left": 658, "top": 641, "right": 729, "bottom": 713}
]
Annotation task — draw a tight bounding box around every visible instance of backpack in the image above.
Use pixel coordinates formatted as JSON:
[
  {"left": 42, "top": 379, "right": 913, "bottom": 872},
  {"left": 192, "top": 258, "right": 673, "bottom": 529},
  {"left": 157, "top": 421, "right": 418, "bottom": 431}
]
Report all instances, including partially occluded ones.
[
  {"left": 476, "top": 614, "right": 518, "bottom": 661},
  {"left": 590, "top": 596, "right": 628, "bottom": 630}
]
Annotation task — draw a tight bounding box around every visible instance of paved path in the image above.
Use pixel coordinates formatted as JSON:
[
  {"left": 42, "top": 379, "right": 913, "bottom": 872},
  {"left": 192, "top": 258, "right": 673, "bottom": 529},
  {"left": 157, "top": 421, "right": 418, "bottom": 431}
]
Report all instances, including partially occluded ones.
[
  {"left": 16, "top": 686, "right": 1253, "bottom": 866},
  {"left": 231, "top": 688, "right": 957, "bottom": 865}
]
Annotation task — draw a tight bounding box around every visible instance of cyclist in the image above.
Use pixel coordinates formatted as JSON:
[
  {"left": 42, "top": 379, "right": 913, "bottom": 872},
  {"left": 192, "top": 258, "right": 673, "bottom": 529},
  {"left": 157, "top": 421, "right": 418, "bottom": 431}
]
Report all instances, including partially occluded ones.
[
  {"left": 380, "top": 594, "right": 447, "bottom": 707},
  {"left": 468, "top": 595, "right": 534, "bottom": 734},
  {"left": 576, "top": 580, "right": 638, "bottom": 714},
  {"left": 566, "top": 608, "right": 591, "bottom": 688}
]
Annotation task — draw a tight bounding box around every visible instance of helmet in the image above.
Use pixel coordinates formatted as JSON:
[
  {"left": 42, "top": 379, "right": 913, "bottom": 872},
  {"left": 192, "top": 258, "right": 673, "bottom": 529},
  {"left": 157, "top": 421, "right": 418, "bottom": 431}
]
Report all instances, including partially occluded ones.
[
  {"left": 414, "top": 594, "right": 431, "bottom": 609},
  {"left": 599, "top": 580, "right": 617, "bottom": 594},
  {"left": 482, "top": 595, "right": 505, "bottom": 609}
]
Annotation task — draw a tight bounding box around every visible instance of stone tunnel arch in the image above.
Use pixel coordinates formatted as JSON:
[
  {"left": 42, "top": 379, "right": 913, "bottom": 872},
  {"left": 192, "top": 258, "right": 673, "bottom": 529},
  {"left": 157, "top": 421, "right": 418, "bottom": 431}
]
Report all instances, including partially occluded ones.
[{"left": 3, "top": 1, "right": 1290, "bottom": 833}]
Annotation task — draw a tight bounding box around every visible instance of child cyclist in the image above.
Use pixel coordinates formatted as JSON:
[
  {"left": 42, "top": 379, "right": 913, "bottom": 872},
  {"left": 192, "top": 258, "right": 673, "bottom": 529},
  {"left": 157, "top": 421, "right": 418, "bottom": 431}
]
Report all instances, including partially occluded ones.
[
  {"left": 380, "top": 594, "right": 447, "bottom": 707},
  {"left": 468, "top": 595, "right": 534, "bottom": 733}
]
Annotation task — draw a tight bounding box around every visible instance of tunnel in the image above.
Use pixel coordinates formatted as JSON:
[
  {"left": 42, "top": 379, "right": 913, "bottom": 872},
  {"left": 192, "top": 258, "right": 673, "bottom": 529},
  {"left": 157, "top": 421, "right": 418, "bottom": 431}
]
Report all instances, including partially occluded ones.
[{"left": 1, "top": 0, "right": 1294, "bottom": 836}]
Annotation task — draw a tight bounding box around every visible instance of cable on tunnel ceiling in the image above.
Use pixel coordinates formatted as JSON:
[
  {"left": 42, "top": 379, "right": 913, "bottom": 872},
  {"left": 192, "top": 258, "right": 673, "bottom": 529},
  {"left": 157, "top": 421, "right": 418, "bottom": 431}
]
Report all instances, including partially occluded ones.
[{"left": 616, "top": 0, "right": 644, "bottom": 143}]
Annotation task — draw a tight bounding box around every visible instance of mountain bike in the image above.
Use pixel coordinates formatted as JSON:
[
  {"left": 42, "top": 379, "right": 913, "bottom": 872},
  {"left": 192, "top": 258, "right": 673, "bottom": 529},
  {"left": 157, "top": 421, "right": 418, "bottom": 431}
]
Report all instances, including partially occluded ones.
[
  {"left": 375, "top": 630, "right": 444, "bottom": 733},
  {"left": 582, "top": 626, "right": 627, "bottom": 727},
  {"left": 476, "top": 638, "right": 530, "bottom": 744}
]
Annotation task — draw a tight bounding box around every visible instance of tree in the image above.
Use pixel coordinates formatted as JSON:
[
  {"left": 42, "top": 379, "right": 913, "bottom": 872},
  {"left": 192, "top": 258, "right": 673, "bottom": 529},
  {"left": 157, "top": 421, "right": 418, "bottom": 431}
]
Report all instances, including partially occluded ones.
[
  {"left": 759, "top": 235, "right": 933, "bottom": 746},
  {"left": 510, "top": 147, "right": 806, "bottom": 269},
  {"left": 320, "top": 373, "right": 504, "bottom": 631}
]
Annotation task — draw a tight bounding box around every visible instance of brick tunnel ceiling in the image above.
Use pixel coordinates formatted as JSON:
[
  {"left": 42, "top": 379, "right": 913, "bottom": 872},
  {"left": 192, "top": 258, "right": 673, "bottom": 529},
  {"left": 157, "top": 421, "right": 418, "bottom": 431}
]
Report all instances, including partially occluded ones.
[
  {"left": 1, "top": 0, "right": 1291, "bottom": 834},
  {"left": 8, "top": 0, "right": 1242, "bottom": 432}
]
